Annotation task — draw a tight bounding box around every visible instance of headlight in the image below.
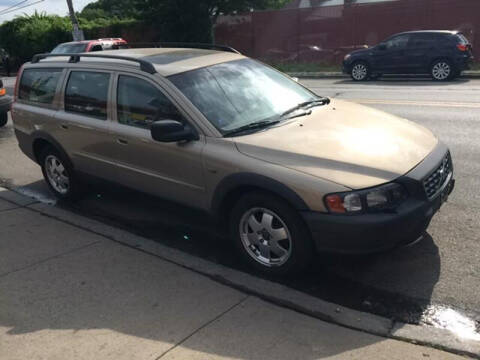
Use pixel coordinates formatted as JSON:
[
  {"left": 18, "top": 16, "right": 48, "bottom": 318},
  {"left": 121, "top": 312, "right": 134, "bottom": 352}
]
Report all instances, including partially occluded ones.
[
  {"left": 344, "top": 54, "right": 351, "bottom": 61},
  {"left": 325, "top": 183, "right": 407, "bottom": 214}
]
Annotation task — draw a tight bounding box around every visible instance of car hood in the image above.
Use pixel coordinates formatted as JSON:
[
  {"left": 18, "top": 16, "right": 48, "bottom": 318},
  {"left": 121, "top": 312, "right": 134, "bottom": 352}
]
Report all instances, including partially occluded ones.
[
  {"left": 349, "top": 47, "right": 371, "bottom": 57},
  {"left": 234, "top": 99, "right": 438, "bottom": 189}
]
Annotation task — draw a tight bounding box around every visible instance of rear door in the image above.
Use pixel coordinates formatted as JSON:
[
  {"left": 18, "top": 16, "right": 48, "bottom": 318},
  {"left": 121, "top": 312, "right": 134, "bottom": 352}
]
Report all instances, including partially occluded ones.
[
  {"left": 406, "top": 34, "right": 435, "bottom": 73},
  {"left": 54, "top": 69, "right": 119, "bottom": 180},
  {"left": 372, "top": 34, "right": 411, "bottom": 73}
]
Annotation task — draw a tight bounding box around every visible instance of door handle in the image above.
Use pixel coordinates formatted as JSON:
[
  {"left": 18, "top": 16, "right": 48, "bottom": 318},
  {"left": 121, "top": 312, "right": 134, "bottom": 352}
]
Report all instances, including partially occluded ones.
[
  {"left": 60, "top": 124, "right": 68, "bottom": 130},
  {"left": 117, "top": 138, "right": 128, "bottom": 145}
]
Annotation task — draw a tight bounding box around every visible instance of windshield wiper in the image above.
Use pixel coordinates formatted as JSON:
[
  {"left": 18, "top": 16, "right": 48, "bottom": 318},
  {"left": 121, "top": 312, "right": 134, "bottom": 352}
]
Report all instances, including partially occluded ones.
[
  {"left": 281, "top": 97, "right": 330, "bottom": 118},
  {"left": 223, "top": 120, "right": 280, "bottom": 137}
]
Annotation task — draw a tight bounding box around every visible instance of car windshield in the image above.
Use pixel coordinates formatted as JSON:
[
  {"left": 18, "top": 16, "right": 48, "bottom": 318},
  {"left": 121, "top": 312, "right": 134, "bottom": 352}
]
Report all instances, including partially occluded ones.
[
  {"left": 51, "top": 43, "right": 88, "bottom": 54},
  {"left": 168, "top": 59, "right": 318, "bottom": 134}
]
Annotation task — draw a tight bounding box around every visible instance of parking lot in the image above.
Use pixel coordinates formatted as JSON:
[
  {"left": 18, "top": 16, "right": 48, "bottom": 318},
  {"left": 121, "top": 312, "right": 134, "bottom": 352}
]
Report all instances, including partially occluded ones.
[{"left": 1, "top": 76, "right": 479, "bottom": 337}]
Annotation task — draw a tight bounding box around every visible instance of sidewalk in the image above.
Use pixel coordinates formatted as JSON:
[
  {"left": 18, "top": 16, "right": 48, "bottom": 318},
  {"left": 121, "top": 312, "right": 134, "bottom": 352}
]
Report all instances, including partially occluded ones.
[{"left": 0, "top": 187, "right": 470, "bottom": 360}]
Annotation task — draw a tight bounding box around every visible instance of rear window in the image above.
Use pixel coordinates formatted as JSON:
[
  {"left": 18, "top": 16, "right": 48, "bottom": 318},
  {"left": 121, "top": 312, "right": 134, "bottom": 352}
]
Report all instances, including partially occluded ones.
[
  {"left": 455, "top": 34, "right": 469, "bottom": 44},
  {"left": 19, "top": 68, "right": 62, "bottom": 104},
  {"left": 51, "top": 43, "right": 88, "bottom": 54}
]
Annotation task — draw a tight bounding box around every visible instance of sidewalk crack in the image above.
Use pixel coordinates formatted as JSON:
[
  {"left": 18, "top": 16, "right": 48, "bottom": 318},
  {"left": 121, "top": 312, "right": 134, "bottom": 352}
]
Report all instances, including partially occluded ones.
[{"left": 155, "top": 295, "right": 250, "bottom": 360}]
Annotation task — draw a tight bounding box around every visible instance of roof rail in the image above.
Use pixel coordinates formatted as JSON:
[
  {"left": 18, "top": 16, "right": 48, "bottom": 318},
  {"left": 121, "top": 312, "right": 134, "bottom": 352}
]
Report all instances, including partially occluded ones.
[
  {"left": 31, "top": 53, "right": 157, "bottom": 74},
  {"left": 122, "top": 42, "right": 241, "bottom": 54}
]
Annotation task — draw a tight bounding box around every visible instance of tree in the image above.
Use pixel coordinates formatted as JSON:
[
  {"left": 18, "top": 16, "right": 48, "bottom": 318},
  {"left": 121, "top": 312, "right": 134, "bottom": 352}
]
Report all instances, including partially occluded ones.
[
  {"left": 138, "top": 0, "right": 290, "bottom": 42},
  {"left": 81, "top": 0, "right": 290, "bottom": 42}
]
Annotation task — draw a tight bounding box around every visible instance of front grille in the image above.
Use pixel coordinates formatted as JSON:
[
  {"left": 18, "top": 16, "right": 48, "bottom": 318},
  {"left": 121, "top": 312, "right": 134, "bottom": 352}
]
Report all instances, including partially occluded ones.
[{"left": 423, "top": 152, "right": 453, "bottom": 199}]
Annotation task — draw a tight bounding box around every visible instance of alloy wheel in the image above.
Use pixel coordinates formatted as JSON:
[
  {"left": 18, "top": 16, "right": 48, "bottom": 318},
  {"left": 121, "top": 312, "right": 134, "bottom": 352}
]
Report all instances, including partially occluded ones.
[
  {"left": 352, "top": 63, "right": 368, "bottom": 81},
  {"left": 432, "top": 62, "right": 451, "bottom": 80},
  {"left": 45, "top": 155, "right": 70, "bottom": 195},
  {"left": 239, "top": 207, "right": 292, "bottom": 267}
]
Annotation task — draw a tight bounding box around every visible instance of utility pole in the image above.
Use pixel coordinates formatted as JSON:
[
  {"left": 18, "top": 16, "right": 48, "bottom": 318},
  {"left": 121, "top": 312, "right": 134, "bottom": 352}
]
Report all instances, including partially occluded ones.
[{"left": 66, "top": 0, "right": 84, "bottom": 41}]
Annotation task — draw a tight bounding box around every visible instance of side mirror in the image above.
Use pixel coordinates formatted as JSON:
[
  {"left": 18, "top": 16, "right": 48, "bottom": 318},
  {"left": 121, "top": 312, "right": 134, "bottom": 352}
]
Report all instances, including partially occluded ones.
[
  {"left": 378, "top": 43, "right": 387, "bottom": 51},
  {"left": 151, "top": 120, "right": 199, "bottom": 143}
]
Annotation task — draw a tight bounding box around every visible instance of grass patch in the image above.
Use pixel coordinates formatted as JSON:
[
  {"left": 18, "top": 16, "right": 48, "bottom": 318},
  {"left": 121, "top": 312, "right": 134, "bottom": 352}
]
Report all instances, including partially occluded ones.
[
  {"left": 269, "top": 62, "right": 340, "bottom": 73},
  {"left": 469, "top": 62, "right": 480, "bottom": 71}
]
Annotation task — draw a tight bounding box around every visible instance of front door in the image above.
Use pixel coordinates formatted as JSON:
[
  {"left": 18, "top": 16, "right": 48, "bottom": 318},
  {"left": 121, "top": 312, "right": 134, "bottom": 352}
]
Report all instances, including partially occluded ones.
[
  {"left": 372, "top": 34, "right": 411, "bottom": 73},
  {"left": 109, "top": 73, "right": 207, "bottom": 209}
]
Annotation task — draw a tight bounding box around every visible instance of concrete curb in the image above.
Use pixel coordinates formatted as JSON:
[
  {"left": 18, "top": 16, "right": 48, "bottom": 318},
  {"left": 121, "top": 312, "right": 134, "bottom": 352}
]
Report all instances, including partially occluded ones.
[
  {"left": 286, "top": 71, "right": 480, "bottom": 79},
  {"left": 1, "top": 186, "right": 479, "bottom": 359}
]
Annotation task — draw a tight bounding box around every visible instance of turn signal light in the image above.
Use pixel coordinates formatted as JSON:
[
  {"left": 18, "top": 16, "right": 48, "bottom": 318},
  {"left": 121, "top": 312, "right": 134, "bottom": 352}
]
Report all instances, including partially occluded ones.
[
  {"left": 0, "top": 88, "right": 5, "bottom": 96},
  {"left": 325, "top": 194, "right": 346, "bottom": 213}
]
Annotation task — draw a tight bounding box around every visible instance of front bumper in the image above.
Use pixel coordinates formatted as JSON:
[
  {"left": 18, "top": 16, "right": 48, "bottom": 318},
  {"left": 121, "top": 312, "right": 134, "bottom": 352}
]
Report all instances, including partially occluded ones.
[
  {"left": 302, "top": 142, "right": 454, "bottom": 254},
  {"left": 0, "top": 95, "right": 12, "bottom": 113}
]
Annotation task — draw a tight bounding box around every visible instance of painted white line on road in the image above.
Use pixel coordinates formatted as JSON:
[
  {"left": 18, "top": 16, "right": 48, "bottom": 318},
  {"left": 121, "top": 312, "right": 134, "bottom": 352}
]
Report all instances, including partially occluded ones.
[{"left": 348, "top": 99, "right": 480, "bottom": 108}]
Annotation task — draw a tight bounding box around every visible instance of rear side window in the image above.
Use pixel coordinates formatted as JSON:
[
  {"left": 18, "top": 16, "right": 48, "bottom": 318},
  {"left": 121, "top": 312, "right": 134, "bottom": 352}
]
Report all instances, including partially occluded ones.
[
  {"left": 19, "top": 69, "right": 62, "bottom": 104},
  {"left": 409, "top": 34, "right": 434, "bottom": 48},
  {"left": 65, "top": 71, "right": 110, "bottom": 120}
]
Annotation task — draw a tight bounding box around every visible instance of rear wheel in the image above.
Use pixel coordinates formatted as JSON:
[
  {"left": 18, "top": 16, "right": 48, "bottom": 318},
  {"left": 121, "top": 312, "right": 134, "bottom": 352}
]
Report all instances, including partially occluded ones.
[
  {"left": 0, "top": 112, "right": 7, "bottom": 127},
  {"left": 229, "top": 191, "right": 313, "bottom": 275},
  {"left": 431, "top": 60, "right": 453, "bottom": 81},
  {"left": 351, "top": 61, "right": 370, "bottom": 81},
  {"left": 39, "top": 146, "right": 82, "bottom": 200}
]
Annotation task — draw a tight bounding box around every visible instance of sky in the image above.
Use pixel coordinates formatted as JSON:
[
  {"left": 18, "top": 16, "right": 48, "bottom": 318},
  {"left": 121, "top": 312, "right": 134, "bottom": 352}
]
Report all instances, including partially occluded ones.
[{"left": 0, "top": 0, "right": 96, "bottom": 22}]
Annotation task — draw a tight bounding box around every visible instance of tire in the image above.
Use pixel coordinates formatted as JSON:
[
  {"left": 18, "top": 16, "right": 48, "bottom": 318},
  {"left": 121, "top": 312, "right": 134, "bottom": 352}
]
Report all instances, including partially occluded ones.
[
  {"left": 431, "top": 59, "right": 453, "bottom": 81},
  {"left": 350, "top": 61, "right": 370, "bottom": 81},
  {"left": 39, "top": 145, "right": 82, "bottom": 201},
  {"left": 0, "top": 112, "right": 7, "bottom": 127},
  {"left": 229, "top": 191, "right": 313, "bottom": 275}
]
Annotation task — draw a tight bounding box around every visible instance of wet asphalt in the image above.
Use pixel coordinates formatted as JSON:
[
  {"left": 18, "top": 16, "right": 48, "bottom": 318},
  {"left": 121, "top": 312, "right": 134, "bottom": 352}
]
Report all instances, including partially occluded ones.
[{"left": 0, "top": 76, "right": 479, "bottom": 337}]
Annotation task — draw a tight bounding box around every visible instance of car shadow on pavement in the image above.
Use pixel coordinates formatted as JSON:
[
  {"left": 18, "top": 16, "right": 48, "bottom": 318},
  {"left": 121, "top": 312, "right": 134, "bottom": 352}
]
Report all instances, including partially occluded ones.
[{"left": 49, "top": 181, "right": 441, "bottom": 329}]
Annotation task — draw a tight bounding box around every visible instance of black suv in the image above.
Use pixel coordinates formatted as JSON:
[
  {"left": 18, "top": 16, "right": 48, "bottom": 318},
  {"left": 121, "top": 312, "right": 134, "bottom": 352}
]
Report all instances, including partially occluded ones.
[{"left": 343, "top": 30, "right": 474, "bottom": 81}]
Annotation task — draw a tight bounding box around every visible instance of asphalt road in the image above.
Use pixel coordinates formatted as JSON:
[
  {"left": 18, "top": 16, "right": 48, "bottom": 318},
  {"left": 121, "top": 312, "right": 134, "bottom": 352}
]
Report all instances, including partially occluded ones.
[{"left": 1, "top": 76, "right": 479, "bottom": 336}]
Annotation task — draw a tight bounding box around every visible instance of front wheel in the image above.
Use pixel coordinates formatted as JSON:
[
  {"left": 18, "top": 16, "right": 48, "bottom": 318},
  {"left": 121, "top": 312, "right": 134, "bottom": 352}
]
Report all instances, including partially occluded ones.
[
  {"left": 431, "top": 60, "right": 453, "bottom": 81},
  {"left": 351, "top": 62, "right": 370, "bottom": 81},
  {"left": 0, "top": 112, "right": 7, "bottom": 127},
  {"left": 229, "top": 192, "right": 313, "bottom": 275}
]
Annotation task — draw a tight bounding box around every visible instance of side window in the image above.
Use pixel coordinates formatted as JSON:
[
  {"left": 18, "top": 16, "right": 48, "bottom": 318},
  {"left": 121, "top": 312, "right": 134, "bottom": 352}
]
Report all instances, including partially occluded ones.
[
  {"left": 65, "top": 71, "right": 110, "bottom": 120},
  {"left": 117, "top": 75, "right": 184, "bottom": 130},
  {"left": 386, "top": 35, "right": 410, "bottom": 50},
  {"left": 90, "top": 45, "right": 103, "bottom": 52},
  {"left": 19, "top": 69, "right": 62, "bottom": 104},
  {"left": 409, "top": 34, "right": 433, "bottom": 48}
]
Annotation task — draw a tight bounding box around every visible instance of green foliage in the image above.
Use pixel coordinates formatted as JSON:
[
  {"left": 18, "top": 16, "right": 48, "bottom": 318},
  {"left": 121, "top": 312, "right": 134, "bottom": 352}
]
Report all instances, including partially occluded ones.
[
  {"left": 0, "top": 11, "right": 136, "bottom": 65},
  {"left": 0, "top": 12, "right": 71, "bottom": 66},
  {"left": 136, "top": 0, "right": 291, "bottom": 42}
]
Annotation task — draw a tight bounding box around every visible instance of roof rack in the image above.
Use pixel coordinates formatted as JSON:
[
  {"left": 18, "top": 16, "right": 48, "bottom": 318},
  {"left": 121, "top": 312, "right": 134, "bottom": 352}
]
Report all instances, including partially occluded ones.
[
  {"left": 120, "top": 42, "right": 241, "bottom": 54},
  {"left": 31, "top": 53, "right": 157, "bottom": 74}
]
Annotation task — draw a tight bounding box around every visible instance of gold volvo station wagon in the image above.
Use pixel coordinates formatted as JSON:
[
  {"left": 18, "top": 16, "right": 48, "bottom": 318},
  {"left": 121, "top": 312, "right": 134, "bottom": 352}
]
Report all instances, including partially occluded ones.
[{"left": 12, "top": 46, "right": 455, "bottom": 274}]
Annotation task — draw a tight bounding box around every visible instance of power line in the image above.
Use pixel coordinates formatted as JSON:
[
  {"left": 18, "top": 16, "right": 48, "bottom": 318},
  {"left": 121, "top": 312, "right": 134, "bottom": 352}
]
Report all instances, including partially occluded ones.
[
  {"left": 0, "top": 0, "right": 45, "bottom": 16},
  {"left": 0, "top": 0, "right": 32, "bottom": 15}
]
